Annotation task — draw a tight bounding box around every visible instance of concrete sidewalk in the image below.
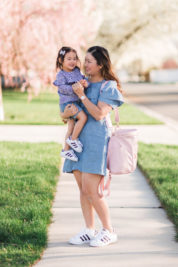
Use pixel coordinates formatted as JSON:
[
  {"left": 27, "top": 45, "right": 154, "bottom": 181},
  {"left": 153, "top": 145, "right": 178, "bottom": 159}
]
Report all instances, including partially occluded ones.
[
  {"left": 0, "top": 123, "right": 178, "bottom": 145},
  {"left": 35, "top": 169, "right": 178, "bottom": 267},
  {"left": 0, "top": 122, "right": 178, "bottom": 266}
]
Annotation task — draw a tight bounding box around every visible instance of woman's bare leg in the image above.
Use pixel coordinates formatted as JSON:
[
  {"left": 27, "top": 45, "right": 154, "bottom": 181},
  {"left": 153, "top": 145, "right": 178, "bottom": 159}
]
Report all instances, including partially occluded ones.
[
  {"left": 73, "top": 170, "right": 95, "bottom": 229},
  {"left": 82, "top": 172, "right": 113, "bottom": 232}
]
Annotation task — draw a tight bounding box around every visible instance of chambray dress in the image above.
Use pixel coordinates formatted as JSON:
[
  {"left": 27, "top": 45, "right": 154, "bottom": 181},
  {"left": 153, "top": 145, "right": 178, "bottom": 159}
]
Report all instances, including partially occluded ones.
[{"left": 63, "top": 80, "right": 124, "bottom": 176}]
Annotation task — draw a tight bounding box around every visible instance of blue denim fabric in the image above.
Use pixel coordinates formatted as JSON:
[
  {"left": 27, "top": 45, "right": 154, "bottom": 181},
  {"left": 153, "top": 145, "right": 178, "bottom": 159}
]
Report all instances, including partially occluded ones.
[
  {"left": 60, "top": 101, "right": 82, "bottom": 119},
  {"left": 63, "top": 80, "right": 124, "bottom": 176}
]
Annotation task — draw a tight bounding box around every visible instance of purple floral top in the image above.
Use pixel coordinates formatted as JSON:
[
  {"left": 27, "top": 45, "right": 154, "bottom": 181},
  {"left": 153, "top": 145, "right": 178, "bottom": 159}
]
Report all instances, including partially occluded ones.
[{"left": 53, "top": 67, "right": 86, "bottom": 104}]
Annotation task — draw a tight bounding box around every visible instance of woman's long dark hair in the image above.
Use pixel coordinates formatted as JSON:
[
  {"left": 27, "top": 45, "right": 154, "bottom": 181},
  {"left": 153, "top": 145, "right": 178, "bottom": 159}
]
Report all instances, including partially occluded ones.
[
  {"left": 87, "top": 46, "right": 122, "bottom": 92},
  {"left": 56, "top": 46, "right": 80, "bottom": 70}
]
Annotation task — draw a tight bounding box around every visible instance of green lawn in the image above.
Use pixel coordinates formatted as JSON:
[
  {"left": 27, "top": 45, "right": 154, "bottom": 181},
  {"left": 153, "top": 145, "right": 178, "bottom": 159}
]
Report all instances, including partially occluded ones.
[
  {"left": 1, "top": 90, "right": 61, "bottom": 125},
  {"left": 0, "top": 142, "right": 61, "bottom": 267},
  {"left": 1, "top": 90, "right": 162, "bottom": 125},
  {"left": 138, "top": 142, "right": 178, "bottom": 240}
]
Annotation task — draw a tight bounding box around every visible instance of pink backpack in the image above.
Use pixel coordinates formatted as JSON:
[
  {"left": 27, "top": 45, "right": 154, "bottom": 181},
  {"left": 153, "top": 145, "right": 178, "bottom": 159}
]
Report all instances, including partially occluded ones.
[
  {"left": 107, "top": 109, "right": 138, "bottom": 175},
  {"left": 99, "top": 82, "right": 138, "bottom": 197}
]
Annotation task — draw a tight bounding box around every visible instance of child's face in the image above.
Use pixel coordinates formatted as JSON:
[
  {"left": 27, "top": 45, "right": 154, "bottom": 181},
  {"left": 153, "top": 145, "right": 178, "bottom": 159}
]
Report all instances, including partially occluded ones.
[{"left": 62, "top": 51, "right": 78, "bottom": 72}]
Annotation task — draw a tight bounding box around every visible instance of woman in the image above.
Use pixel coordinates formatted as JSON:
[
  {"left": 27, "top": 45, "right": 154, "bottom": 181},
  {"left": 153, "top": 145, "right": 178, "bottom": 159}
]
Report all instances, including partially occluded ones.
[{"left": 62, "top": 46, "right": 124, "bottom": 247}]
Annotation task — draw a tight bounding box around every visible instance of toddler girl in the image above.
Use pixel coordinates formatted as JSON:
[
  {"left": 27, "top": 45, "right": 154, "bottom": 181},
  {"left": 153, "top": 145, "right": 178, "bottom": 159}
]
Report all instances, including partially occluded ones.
[{"left": 53, "top": 46, "right": 88, "bottom": 161}]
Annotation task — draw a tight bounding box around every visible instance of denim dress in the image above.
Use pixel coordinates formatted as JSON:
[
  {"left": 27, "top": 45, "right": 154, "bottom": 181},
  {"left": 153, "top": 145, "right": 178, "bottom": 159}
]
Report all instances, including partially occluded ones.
[{"left": 63, "top": 80, "right": 124, "bottom": 176}]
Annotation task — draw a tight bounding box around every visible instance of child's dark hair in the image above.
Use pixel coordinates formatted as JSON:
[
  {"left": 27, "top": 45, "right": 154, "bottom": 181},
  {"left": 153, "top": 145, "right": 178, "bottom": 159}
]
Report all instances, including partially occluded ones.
[
  {"left": 56, "top": 46, "right": 80, "bottom": 70},
  {"left": 87, "top": 46, "right": 122, "bottom": 92}
]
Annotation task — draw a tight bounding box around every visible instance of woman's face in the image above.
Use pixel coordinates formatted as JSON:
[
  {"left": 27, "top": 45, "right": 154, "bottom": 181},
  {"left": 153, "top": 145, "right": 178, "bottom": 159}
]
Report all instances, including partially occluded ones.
[{"left": 84, "top": 53, "right": 102, "bottom": 76}]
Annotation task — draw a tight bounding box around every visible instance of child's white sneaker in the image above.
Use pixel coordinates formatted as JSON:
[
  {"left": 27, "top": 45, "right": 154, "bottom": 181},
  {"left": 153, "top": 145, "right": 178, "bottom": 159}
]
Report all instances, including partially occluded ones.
[
  {"left": 69, "top": 228, "right": 97, "bottom": 245},
  {"left": 89, "top": 228, "right": 117, "bottom": 247},
  {"left": 77, "top": 139, "right": 83, "bottom": 148},
  {"left": 66, "top": 136, "right": 83, "bottom": 153},
  {"left": 60, "top": 149, "right": 78, "bottom": 162}
]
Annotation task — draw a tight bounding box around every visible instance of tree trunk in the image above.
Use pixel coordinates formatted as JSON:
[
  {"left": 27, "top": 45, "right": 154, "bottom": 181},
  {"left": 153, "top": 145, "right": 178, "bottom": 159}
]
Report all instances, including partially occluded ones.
[{"left": 0, "top": 76, "right": 5, "bottom": 121}]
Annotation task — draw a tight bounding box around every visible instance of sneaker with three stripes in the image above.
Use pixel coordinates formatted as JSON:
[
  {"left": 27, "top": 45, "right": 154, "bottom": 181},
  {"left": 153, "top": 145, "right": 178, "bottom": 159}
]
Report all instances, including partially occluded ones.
[
  {"left": 69, "top": 228, "right": 97, "bottom": 245},
  {"left": 89, "top": 228, "right": 117, "bottom": 247},
  {"left": 66, "top": 136, "right": 83, "bottom": 153},
  {"left": 60, "top": 149, "right": 78, "bottom": 162}
]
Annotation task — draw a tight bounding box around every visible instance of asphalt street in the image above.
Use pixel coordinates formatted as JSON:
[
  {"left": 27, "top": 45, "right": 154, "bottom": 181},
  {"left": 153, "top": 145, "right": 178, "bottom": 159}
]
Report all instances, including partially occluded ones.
[{"left": 123, "top": 83, "right": 178, "bottom": 122}]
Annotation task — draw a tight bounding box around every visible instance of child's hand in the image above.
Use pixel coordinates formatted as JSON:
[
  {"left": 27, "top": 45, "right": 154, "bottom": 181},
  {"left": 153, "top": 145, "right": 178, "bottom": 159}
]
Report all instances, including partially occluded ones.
[
  {"left": 62, "top": 119, "right": 68, "bottom": 124},
  {"left": 80, "top": 79, "right": 88, "bottom": 88},
  {"left": 72, "top": 82, "right": 84, "bottom": 98}
]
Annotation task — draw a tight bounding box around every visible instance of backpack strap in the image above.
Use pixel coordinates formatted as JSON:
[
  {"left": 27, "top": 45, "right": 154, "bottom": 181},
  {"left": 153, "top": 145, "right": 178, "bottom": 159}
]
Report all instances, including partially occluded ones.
[
  {"left": 100, "top": 80, "right": 107, "bottom": 94},
  {"left": 100, "top": 80, "right": 120, "bottom": 127},
  {"left": 98, "top": 172, "right": 111, "bottom": 198},
  {"left": 114, "top": 108, "right": 120, "bottom": 127},
  {"left": 98, "top": 81, "right": 120, "bottom": 198}
]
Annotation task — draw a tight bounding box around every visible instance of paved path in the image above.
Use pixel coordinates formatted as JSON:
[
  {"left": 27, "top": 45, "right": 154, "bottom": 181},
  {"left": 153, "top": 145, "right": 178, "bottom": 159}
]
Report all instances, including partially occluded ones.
[
  {"left": 0, "top": 123, "right": 178, "bottom": 145},
  {"left": 35, "top": 169, "right": 178, "bottom": 267},
  {"left": 0, "top": 125, "right": 66, "bottom": 144}
]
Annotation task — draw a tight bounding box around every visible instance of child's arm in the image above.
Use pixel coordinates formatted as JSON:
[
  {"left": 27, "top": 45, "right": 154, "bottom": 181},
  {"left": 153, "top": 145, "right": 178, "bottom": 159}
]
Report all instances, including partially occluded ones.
[
  {"left": 53, "top": 73, "right": 74, "bottom": 95},
  {"left": 76, "top": 68, "right": 90, "bottom": 88},
  {"left": 79, "top": 79, "right": 89, "bottom": 88}
]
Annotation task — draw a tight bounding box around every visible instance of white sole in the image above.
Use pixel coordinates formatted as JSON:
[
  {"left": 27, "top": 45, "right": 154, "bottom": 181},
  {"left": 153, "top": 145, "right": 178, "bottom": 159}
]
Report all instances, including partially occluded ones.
[
  {"left": 69, "top": 236, "right": 97, "bottom": 245},
  {"left": 89, "top": 237, "right": 118, "bottom": 247},
  {"left": 69, "top": 240, "right": 90, "bottom": 245},
  {"left": 60, "top": 154, "right": 78, "bottom": 162}
]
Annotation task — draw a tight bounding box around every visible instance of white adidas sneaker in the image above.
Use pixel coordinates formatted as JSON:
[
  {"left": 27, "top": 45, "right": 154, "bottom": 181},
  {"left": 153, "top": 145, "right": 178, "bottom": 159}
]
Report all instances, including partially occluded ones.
[
  {"left": 89, "top": 228, "right": 117, "bottom": 247},
  {"left": 66, "top": 137, "right": 83, "bottom": 153},
  {"left": 60, "top": 149, "right": 78, "bottom": 162},
  {"left": 69, "top": 228, "right": 97, "bottom": 245}
]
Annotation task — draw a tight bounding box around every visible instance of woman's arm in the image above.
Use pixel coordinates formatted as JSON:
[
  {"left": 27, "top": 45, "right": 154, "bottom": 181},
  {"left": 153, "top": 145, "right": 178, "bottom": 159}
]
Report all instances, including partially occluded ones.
[
  {"left": 81, "top": 97, "right": 112, "bottom": 120},
  {"left": 72, "top": 82, "right": 112, "bottom": 121}
]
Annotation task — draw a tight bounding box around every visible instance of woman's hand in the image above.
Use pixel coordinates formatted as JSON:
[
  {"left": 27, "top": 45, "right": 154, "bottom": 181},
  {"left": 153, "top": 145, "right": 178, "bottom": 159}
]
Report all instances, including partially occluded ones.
[
  {"left": 61, "top": 104, "right": 78, "bottom": 119},
  {"left": 72, "top": 82, "right": 85, "bottom": 98}
]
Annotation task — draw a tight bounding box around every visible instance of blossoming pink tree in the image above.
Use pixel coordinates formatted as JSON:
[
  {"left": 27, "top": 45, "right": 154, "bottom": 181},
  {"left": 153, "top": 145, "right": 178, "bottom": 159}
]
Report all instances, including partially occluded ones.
[{"left": 0, "top": 0, "right": 100, "bottom": 120}]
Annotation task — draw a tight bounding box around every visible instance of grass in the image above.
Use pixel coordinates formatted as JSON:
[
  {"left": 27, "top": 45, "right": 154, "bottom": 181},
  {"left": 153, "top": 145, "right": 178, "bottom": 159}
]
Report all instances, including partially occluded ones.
[
  {"left": 1, "top": 90, "right": 61, "bottom": 125},
  {"left": 138, "top": 142, "right": 178, "bottom": 240},
  {"left": 1, "top": 90, "right": 162, "bottom": 125},
  {"left": 0, "top": 142, "right": 61, "bottom": 267}
]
